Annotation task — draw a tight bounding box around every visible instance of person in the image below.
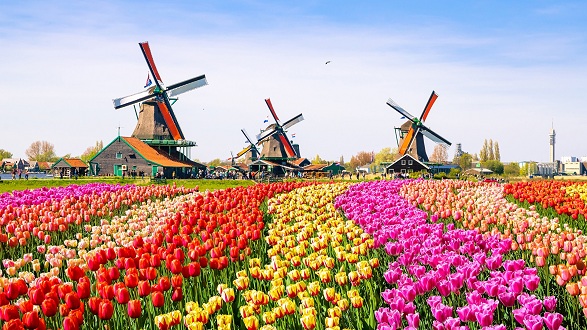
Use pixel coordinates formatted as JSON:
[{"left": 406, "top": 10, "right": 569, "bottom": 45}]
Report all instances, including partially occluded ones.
[
  {"left": 25, "top": 169, "right": 29, "bottom": 180},
  {"left": 11, "top": 168, "right": 16, "bottom": 180},
  {"left": 172, "top": 171, "right": 176, "bottom": 179},
  {"left": 18, "top": 168, "right": 22, "bottom": 179},
  {"left": 356, "top": 171, "right": 359, "bottom": 180}
]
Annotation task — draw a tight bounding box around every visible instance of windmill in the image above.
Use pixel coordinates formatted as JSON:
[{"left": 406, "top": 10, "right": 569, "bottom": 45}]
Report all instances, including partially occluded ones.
[
  {"left": 113, "top": 42, "right": 208, "bottom": 144},
  {"left": 386, "top": 91, "right": 451, "bottom": 162},
  {"left": 255, "top": 98, "right": 304, "bottom": 159},
  {"left": 236, "top": 129, "right": 260, "bottom": 163}
]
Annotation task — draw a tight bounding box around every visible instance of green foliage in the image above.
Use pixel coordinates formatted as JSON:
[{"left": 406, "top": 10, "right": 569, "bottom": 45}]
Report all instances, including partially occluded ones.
[
  {"left": 504, "top": 162, "right": 521, "bottom": 176},
  {"left": 481, "top": 159, "right": 504, "bottom": 174},
  {"left": 207, "top": 158, "right": 222, "bottom": 167},
  {"left": 458, "top": 153, "right": 473, "bottom": 170},
  {"left": 0, "top": 149, "right": 12, "bottom": 159},
  {"left": 374, "top": 147, "right": 396, "bottom": 165},
  {"left": 81, "top": 141, "right": 104, "bottom": 163},
  {"left": 434, "top": 172, "right": 447, "bottom": 180},
  {"left": 448, "top": 168, "right": 460, "bottom": 179},
  {"left": 311, "top": 154, "right": 326, "bottom": 164}
]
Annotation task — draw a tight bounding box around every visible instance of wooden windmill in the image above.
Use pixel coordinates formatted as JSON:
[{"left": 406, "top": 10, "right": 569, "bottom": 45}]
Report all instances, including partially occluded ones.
[
  {"left": 255, "top": 98, "right": 304, "bottom": 160},
  {"left": 386, "top": 91, "right": 451, "bottom": 162},
  {"left": 113, "top": 42, "right": 207, "bottom": 152},
  {"left": 235, "top": 129, "right": 260, "bottom": 164}
]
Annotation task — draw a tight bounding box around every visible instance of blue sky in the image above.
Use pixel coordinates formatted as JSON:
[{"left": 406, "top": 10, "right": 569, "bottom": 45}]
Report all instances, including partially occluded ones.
[{"left": 1, "top": 1, "right": 586, "bottom": 163}]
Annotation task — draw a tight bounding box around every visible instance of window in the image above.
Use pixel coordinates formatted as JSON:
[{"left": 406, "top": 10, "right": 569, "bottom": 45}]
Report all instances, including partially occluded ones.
[
  {"left": 401, "top": 169, "right": 406, "bottom": 173},
  {"left": 132, "top": 166, "right": 137, "bottom": 170},
  {"left": 408, "top": 160, "right": 413, "bottom": 165},
  {"left": 401, "top": 160, "right": 406, "bottom": 165},
  {"left": 116, "top": 152, "right": 122, "bottom": 159}
]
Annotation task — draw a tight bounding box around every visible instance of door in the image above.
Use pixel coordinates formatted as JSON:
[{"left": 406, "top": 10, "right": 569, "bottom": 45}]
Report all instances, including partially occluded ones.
[
  {"left": 114, "top": 165, "right": 122, "bottom": 176},
  {"left": 152, "top": 166, "right": 159, "bottom": 177}
]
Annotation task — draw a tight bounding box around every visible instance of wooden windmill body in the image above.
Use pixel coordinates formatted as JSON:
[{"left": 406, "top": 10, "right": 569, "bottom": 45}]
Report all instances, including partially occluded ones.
[{"left": 387, "top": 91, "right": 451, "bottom": 162}]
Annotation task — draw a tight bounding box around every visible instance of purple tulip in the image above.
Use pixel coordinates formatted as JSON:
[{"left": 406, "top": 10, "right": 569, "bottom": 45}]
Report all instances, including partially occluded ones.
[
  {"left": 543, "top": 312, "right": 563, "bottom": 330},
  {"left": 523, "top": 314, "right": 543, "bottom": 330},
  {"left": 406, "top": 312, "right": 420, "bottom": 328},
  {"left": 542, "top": 296, "right": 557, "bottom": 312},
  {"left": 498, "top": 291, "right": 516, "bottom": 307}
]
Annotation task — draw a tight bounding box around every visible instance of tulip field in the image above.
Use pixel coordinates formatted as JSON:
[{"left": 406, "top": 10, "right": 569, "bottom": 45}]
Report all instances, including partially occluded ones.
[{"left": 1, "top": 179, "right": 587, "bottom": 330}]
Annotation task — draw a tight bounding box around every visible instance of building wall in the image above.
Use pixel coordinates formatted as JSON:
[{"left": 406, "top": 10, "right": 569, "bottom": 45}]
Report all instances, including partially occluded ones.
[
  {"left": 90, "top": 139, "right": 158, "bottom": 177},
  {"left": 562, "top": 162, "right": 583, "bottom": 175}
]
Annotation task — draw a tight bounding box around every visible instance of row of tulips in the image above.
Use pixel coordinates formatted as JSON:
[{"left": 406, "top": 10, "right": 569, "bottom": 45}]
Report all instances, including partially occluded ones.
[
  {"left": 335, "top": 180, "right": 566, "bottom": 329},
  {"left": 0, "top": 183, "right": 196, "bottom": 251},
  {"left": 504, "top": 181, "right": 587, "bottom": 221},
  {"left": 0, "top": 182, "right": 316, "bottom": 330},
  {"left": 154, "top": 183, "right": 385, "bottom": 330},
  {"left": 398, "top": 179, "right": 587, "bottom": 327}
]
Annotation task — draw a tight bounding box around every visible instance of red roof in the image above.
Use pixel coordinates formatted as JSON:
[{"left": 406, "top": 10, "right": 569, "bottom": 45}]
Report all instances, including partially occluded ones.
[
  {"left": 65, "top": 158, "right": 88, "bottom": 168},
  {"left": 123, "top": 137, "right": 194, "bottom": 168}
]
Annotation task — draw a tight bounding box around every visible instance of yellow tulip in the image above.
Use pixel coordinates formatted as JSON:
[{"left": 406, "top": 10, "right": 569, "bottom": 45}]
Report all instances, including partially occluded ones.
[
  {"left": 234, "top": 277, "right": 250, "bottom": 290},
  {"left": 323, "top": 287, "right": 336, "bottom": 302},
  {"left": 325, "top": 316, "right": 340, "bottom": 327},
  {"left": 337, "top": 298, "right": 349, "bottom": 311},
  {"left": 300, "top": 313, "right": 317, "bottom": 330},
  {"left": 262, "top": 311, "right": 276, "bottom": 324},
  {"left": 244, "top": 315, "right": 260, "bottom": 330},
  {"left": 327, "top": 306, "right": 342, "bottom": 318}
]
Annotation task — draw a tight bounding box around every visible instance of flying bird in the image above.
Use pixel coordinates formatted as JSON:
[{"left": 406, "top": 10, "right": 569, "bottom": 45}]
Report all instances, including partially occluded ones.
[{"left": 325, "top": 61, "right": 331, "bottom": 65}]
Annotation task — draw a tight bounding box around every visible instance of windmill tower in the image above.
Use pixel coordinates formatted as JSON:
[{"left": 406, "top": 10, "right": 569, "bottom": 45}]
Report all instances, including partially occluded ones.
[
  {"left": 255, "top": 98, "right": 304, "bottom": 160},
  {"left": 549, "top": 124, "right": 556, "bottom": 163},
  {"left": 387, "top": 91, "right": 451, "bottom": 162},
  {"left": 112, "top": 41, "right": 208, "bottom": 161}
]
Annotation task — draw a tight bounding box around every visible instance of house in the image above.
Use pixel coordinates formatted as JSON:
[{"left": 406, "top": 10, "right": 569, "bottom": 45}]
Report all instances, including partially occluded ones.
[
  {"left": 51, "top": 158, "right": 88, "bottom": 178},
  {"left": 303, "top": 164, "right": 328, "bottom": 178},
  {"left": 248, "top": 159, "right": 300, "bottom": 178},
  {"left": 28, "top": 161, "right": 51, "bottom": 172},
  {"left": 89, "top": 136, "right": 205, "bottom": 178},
  {"left": 290, "top": 158, "right": 311, "bottom": 168},
  {"left": 1, "top": 158, "right": 29, "bottom": 171},
  {"left": 386, "top": 154, "right": 429, "bottom": 176},
  {"left": 323, "top": 163, "right": 346, "bottom": 175}
]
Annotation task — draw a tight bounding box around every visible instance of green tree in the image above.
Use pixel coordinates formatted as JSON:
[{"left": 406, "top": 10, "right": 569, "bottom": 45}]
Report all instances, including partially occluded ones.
[
  {"left": 482, "top": 159, "right": 504, "bottom": 174},
  {"left": 488, "top": 139, "right": 495, "bottom": 160},
  {"left": 480, "top": 140, "right": 488, "bottom": 162},
  {"left": 80, "top": 141, "right": 104, "bottom": 163},
  {"left": 504, "top": 162, "right": 520, "bottom": 176},
  {"left": 311, "top": 154, "right": 326, "bottom": 164},
  {"left": 207, "top": 158, "right": 222, "bottom": 167},
  {"left": 458, "top": 153, "right": 473, "bottom": 170},
  {"left": 494, "top": 141, "right": 501, "bottom": 161},
  {"left": 374, "top": 147, "right": 396, "bottom": 165},
  {"left": 0, "top": 149, "right": 12, "bottom": 160},
  {"left": 26, "top": 141, "right": 58, "bottom": 162}
]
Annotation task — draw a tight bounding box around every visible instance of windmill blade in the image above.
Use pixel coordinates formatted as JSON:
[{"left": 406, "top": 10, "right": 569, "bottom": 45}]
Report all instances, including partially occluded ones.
[
  {"left": 399, "top": 127, "right": 418, "bottom": 155},
  {"left": 241, "top": 129, "right": 254, "bottom": 145},
  {"left": 277, "top": 133, "right": 297, "bottom": 158},
  {"left": 256, "top": 128, "right": 277, "bottom": 143},
  {"left": 113, "top": 90, "right": 155, "bottom": 109},
  {"left": 139, "top": 42, "right": 164, "bottom": 86},
  {"left": 166, "top": 75, "right": 208, "bottom": 98},
  {"left": 265, "top": 98, "right": 281, "bottom": 124},
  {"left": 419, "top": 126, "right": 451, "bottom": 146},
  {"left": 282, "top": 114, "right": 304, "bottom": 130},
  {"left": 236, "top": 146, "right": 251, "bottom": 158},
  {"left": 156, "top": 101, "right": 183, "bottom": 140},
  {"left": 386, "top": 98, "right": 417, "bottom": 122},
  {"left": 419, "top": 91, "right": 438, "bottom": 122}
]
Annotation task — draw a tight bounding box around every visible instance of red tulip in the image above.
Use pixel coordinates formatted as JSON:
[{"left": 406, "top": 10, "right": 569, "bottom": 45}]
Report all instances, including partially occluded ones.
[
  {"left": 116, "top": 287, "right": 130, "bottom": 304},
  {"left": 22, "top": 310, "right": 40, "bottom": 329},
  {"left": 151, "top": 291, "right": 164, "bottom": 308},
  {"left": 58, "top": 284, "right": 73, "bottom": 300},
  {"left": 108, "top": 266, "right": 120, "bottom": 281},
  {"left": 66, "top": 265, "right": 84, "bottom": 282},
  {"left": 88, "top": 297, "right": 101, "bottom": 315},
  {"left": 0, "top": 292, "right": 9, "bottom": 307},
  {"left": 188, "top": 262, "right": 201, "bottom": 277},
  {"left": 127, "top": 300, "right": 141, "bottom": 318},
  {"left": 18, "top": 300, "right": 33, "bottom": 314},
  {"left": 138, "top": 281, "right": 151, "bottom": 297},
  {"left": 63, "top": 316, "right": 80, "bottom": 330},
  {"left": 171, "top": 287, "right": 183, "bottom": 302},
  {"left": 125, "top": 273, "right": 139, "bottom": 288},
  {"left": 76, "top": 282, "right": 90, "bottom": 300},
  {"left": 0, "top": 305, "right": 20, "bottom": 321},
  {"left": 159, "top": 276, "right": 171, "bottom": 292},
  {"left": 2, "top": 319, "right": 24, "bottom": 330},
  {"left": 5, "top": 282, "right": 20, "bottom": 301},
  {"left": 59, "top": 303, "right": 70, "bottom": 317},
  {"left": 41, "top": 299, "right": 58, "bottom": 317},
  {"left": 28, "top": 288, "right": 45, "bottom": 306},
  {"left": 171, "top": 275, "right": 183, "bottom": 288},
  {"left": 87, "top": 256, "right": 100, "bottom": 271},
  {"left": 98, "top": 300, "right": 114, "bottom": 320}
]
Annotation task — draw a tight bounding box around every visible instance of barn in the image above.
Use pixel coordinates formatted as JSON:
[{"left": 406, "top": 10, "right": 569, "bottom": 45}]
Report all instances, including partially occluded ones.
[
  {"left": 385, "top": 154, "right": 429, "bottom": 176},
  {"left": 89, "top": 136, "right": 205, "bottom": 178}
]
